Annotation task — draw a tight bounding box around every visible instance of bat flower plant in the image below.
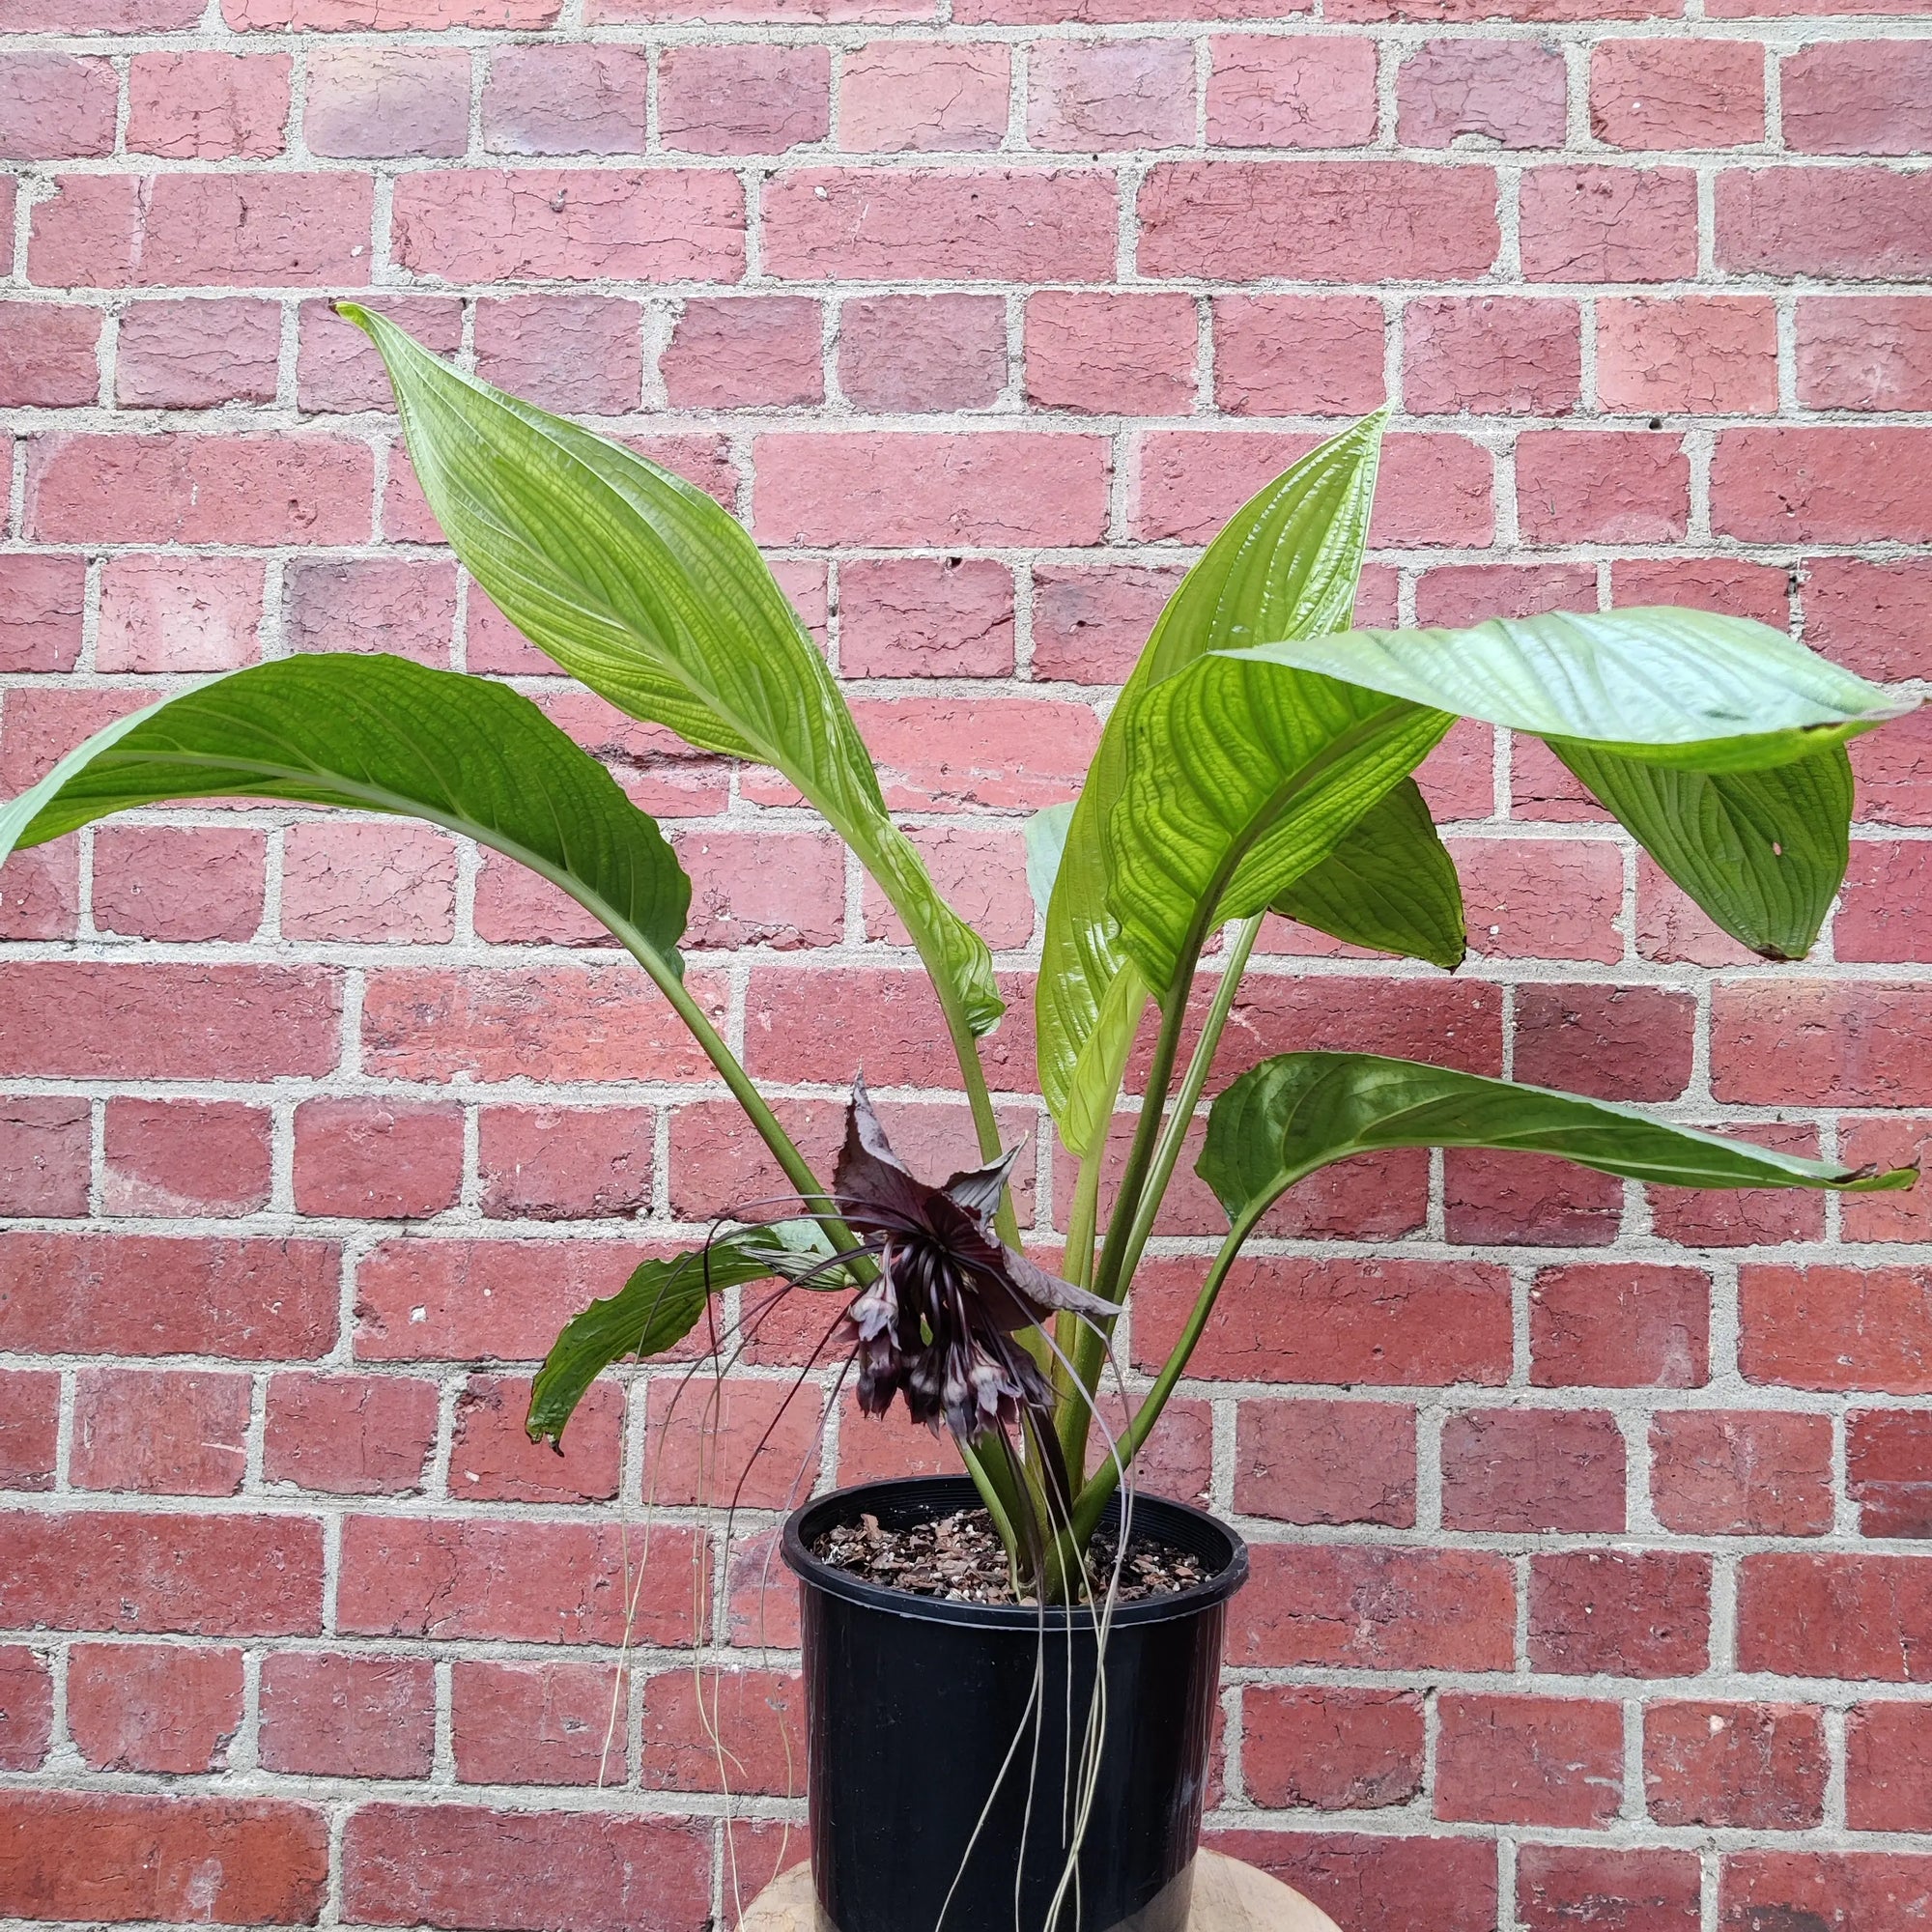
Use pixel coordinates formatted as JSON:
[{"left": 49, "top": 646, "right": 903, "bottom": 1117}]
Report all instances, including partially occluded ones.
[{"left": 2, "top": 306, "right": 1919, "bottom": 1932}]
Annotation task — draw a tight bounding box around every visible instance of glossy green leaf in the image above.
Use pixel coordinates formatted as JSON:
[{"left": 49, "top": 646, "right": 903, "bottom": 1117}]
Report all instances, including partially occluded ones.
[
  {"left": 1271, "top": 778, "right": 1465, "bottom": 971},
  {"left": 1228, "top": 609, "right": 1911, "bottom": 772},
  {"left": 1107, "top": 657, "right": 1452, "bottom": 995},
  {"left": 1037, "top": 414, "right": 1386, "bottom": 1154},
  {"left": 1558, "top": 742, "right": 1853, "bottom": 962},
  {"left": 1024, "top": 802, "right": 1074, "bottom": 923},
  {"left": 1201, "top": 1052, "right": 1915, "bottom": 1236},
  {"left": 342, "top": 304, "right": 1001, "bottom": 1039},
  {"left": 526, "top": 1222, "right": 845, "bottom": 1447},
  {"left": 0, "top": 653, "right": 690, "bottom": 980}
]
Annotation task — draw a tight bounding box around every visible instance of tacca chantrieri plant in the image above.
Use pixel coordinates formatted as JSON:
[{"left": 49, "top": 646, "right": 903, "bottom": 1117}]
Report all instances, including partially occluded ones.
[{"left": 0, "top": 307, "right": 1916, "bottom": 1605}]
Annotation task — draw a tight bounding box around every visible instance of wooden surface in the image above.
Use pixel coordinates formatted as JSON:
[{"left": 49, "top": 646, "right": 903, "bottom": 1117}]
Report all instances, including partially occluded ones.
[{"left": 738, "top": 1850, "right": 1344, "bottom": 1932}]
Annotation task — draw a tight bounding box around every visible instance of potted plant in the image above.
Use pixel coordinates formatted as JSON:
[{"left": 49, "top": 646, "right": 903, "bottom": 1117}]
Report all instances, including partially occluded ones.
[{"left": 1, "top": 309, "right": 1915, "bottom": 1932}]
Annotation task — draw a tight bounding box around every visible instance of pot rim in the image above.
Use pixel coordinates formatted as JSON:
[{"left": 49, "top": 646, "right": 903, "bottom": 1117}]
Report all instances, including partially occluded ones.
[{"left": 781, "top": 1473, "right": 1249, "bottom": 1631}]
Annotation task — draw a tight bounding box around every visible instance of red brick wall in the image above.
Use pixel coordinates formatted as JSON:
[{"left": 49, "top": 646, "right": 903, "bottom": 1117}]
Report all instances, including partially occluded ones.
[{"left": 2, "top": 1, "right": 1931, "bottom": 1928}]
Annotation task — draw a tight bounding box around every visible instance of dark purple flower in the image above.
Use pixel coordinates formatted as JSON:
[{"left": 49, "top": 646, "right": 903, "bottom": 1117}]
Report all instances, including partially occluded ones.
[{"left": 833, "top": 1076, "right": 1111, "bottom": 1445}]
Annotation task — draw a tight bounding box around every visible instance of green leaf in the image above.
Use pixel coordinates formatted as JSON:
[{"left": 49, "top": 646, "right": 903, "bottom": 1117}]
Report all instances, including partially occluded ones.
[
  {"left": 1227, "top": 609, "right": 1912, "bottom": 772},
  {"left": 1107, "top": 657, "right": 1452, "bottom": 995},
  {"left": 1037, "top": 413, "right": 1385, "bottom": 1154},
  {"left": 526, "top": 1222, "right": 845, "bottom": 1447},
  {"left": 1024, "top": 802, "right": 1074, "bottom": 923},
  {"left": 0, "top": 653, "right": 690, "bottom": 980},
  {"left": 1557, "top": 743, "right": 1852, "bottom": 962},
  {"left": 341, "top": 304, "right": 1001, "bottom": 1039},
  {"left": 1200, "top": 1052, "right": 1916, "bottom": 1236},
  {"left": 1271, "top": 778, "right": 1465, "bottom": 972}
]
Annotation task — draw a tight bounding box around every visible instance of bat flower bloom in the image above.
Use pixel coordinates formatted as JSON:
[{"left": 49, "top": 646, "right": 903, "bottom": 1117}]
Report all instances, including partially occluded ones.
[{"left": 833, "top": 1077, "right": 1113, "bottom": 1445}]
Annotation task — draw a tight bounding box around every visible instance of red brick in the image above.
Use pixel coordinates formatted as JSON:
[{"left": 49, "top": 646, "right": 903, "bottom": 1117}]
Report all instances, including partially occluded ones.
[
  {"left": 1210, "top": 1830, "right": 1498, "bottom": 1932},
  {"left": 638, "top": 1665, "right": 803, "bottom": 1797},
  {"left": 265, "top": 1374, "right": 438, "bottom": 1497},
  {"left": 661, "top": 297, "right": 823, "bottom": 409},
  {"left": 1782, "top": 40, "right": 1932, "bottom": 156},
  {"left": 96, "top": 1098, "right": 267, "bottom": 1219},
  {"left": 361, "top": 965, "right": 720, "bottom": 1085},
  {"left": 1135, "top": 1253, "right": 1509, "bottom": 1386},
  {"left": 1530, "top": 1552, "right": 1711, "bottom": 1677},
  {"left": 840, "top": 557, "right": 1013, "bottom": 678},
  {"left": 8, "top": 0, "right": 200, "bottom": 20},
  {"left": 228, "top": 0, "right": 561, "bottom": 21},
  {"left": 1031, "top": 560, "right": 1185, "bottom": 684},
  {"left": 286, "top": 555, "right": 455, "bottom": 667},
  {"left": 97, "top": 554, "right": 264, "bottom": 672},
  {"left": 1445, "top": 1149, "right": 1623, "bottom": 1247},
  {"left": 0, "top": 1098, "right": 88, "bottom": 1220},
  {"left": 1742, "top": 1265, "right": 1932, "bottom": 1393},
  {"left": 1442, "top": 1408, "right": 1627, "bottom": 1532},
  {"left": 1853, "top": 706, "right": 1932, "bottom": 829},
  {"left": 260, "top": 1652, "right": 436, "bottom": 1779},
  {"left": 765, "top": 167, "right": 1117, "bottom": 281},
  {"left": 1031, "top": 37, "right": 1193, "bottom": 149},
  {"left": 1520, "top": 167, "right": 1697, "bottom": 280},
  {"left": 453, "top": 1660, "right": 626, "bottom": 1785},
  {"left": 31, "top": 173, "right": 373, "bottom": 288},
  {"left": 1514, "top": 984, "right": 1693, "bottom": 1100},
  {"left": 452, "top": 1375, "right": 621, "bottom": 1504},
  {"left": 1590, "top": 39, "right": 1764, "bottom": 148},
  {"left": 1519, "top": 1847, "right": 1701, "bottom": 1932},
  {"left": 1618, "top": 556, "right": 1790, "bottom": 629},
  {"left": 1027, "top": 291, "right": 1196, "bottom": 415},
  {"left": 1715, "top": 428, "right": 1932, "bottom": 544},
  {"left": 306, "top": 46, "right": 469, "bottom": 157},
  {"left": 1845, "top": 1702, "right": 1932, "bottom": 1833},
  {"left": 1230, "top": 1545, "right": 1515, "bottom": 1670},
  {"left": 839, "top": 42, "right": 1009, "bottom": 153},
  {"left": 1724, "top": 1855, "right": 1932, "bottom": 1932},
  {"left": 1206, "top": 36, "right": 1377, "bottom": 147},
  {"left": 281, "top": 820, "right": 458, "bottom": 944},
  {"left": 1848, "top": 1410, "right": 1932, "bottom": 1537},
  {"left": 1532, "top": 1264, "right": 1709, "bottom": 1389},
  {"left": 647, "top": 1375, "right": 827, "bottom": 1510},
  {"left": 342, "top": 1806, "right": 709, "bottom": 1932},
  {"left": 27, "top": 435, "right": 372, "bottom": 546},
  {"left": 0, "top": 54, "right": 117, "bottom": 160},
  {"left": 1436, "top": 1694, "right": 1624, "bottom": 1828},
  {"left": 0, "top": 554, "right": 85, "bottom": 672},
  {"left": 0, "top": 1370, "right": 60, "bottom": 1491},
  {"left": 1241, "top": 1688, "right": 1424, "bottom": 1810},
  {"left": 298, "top": 297, "right": 462, "bottom": 414},
  {"left": 116, "top": 298, "right": 281, "bottom": 409},
  {"left": 68, "top": 1642, "right": 244, "bottom": 1775},
  {"left": 92, "top": 826, "right": 265, "bottom": 944},
  {"left": 1404, "top": 295, "right": 1579, "bottom": 415},
  {"left": 0, "top": 1512, "right": 322, "bottom": 1636},
  {"left": 354, "top": 1236, "right": 656, "bottom": 1363},
  {"left": 1739, "top": 1554, "right": 1932, "bottom": 1680},
  {"left": 838, "top": 293, "right": 1007, "bottom": 412},
  {"left": 754, "top": 431, "right": 1108, "bottom": 547},
  {"left": 1140, "top": 161, "right": 1498, "bottom": 280},
  {"left": 128, "top": 51, "right": 290, "bottom": 158},
  {"left": 71, "top": 1367, "right": 250, "bottom": 1496},
  {"left": 1650, "top": 1410, "right": 1834, "bottom": 1538},
  {"left": 1398, "top": 39, "right": 1567, "bottom": 149},
  {"left": 661, "top": 43, "right": 828, "bottom": 155},
  {"left": 1797, "top": 297, "right": 1932, "bottom": 412},
  {"left": 482, "top": 44, "right": 648, "bottom": 156},
  {"left": 1718, "top": 167, "right": 1932, "bottom": 278},
  {"left": 1837, "top": 844, "right": 1932, "bottom": 964},
  {"left": 337, "top": 1518, "right": 703, "bottom": 1647},
  {"left": 1233, "top": 1399, "right": 1416, "bottom": 1526},
  {"left": 1, "top": 1231, "right": 338, "bottom": 1358},
  {"left": 1213, "top": 295, "right": 1384, "bottom": 415},
  {"left": 1645, "top": 1701, "right": 1825, "bottom": 1830},
  {"left": 1596, "top": 297, "right": 1776, "bottom": 415},
  {"left": 469, "top": 295, "right": 644, "bottom": 415},
  {"left": 479, "top": 1105, "right": 655, "bottom": 1221},
  {"left": 832, "top": 1389, "right": 965, "bottom": 1487},
  {"left": 1518, "top": 430, "right": 1690, "bottom": 543},
  {"left": 0, "top": 1792, "right": 327, "bottom": 1927},
  {"left": 1844, "top": 1119, "right": 1932, "bottom": 1246},
  {"left": 293, "top": 1099, "right": 463, "bottom": 1221},
  {"left": 0, "top": 1648, "right": 52, "bottom": 1771},
  {"left": 0, "top": 301, "right": 99, "bottom": 408},
  {"left": 1416, "top": 563, "right": 1594, "bottom": 629},
  {"left": 392, "top": 168, "right": 744, "bottom": 283},
  {"left": 1716, "top": 982, "right": 1932, "bottom": 1106}
]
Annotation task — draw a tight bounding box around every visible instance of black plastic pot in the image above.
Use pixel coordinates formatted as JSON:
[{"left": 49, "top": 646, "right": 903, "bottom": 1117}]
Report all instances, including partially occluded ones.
[{"left": 781, "top": 1474, "right": 1248, "bottom": 1932}]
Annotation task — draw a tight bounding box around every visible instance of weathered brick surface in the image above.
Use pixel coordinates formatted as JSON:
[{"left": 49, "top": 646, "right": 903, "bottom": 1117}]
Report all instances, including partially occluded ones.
[{"left": 0, "top": 0, "right": 1928, "bottom": 1921}]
